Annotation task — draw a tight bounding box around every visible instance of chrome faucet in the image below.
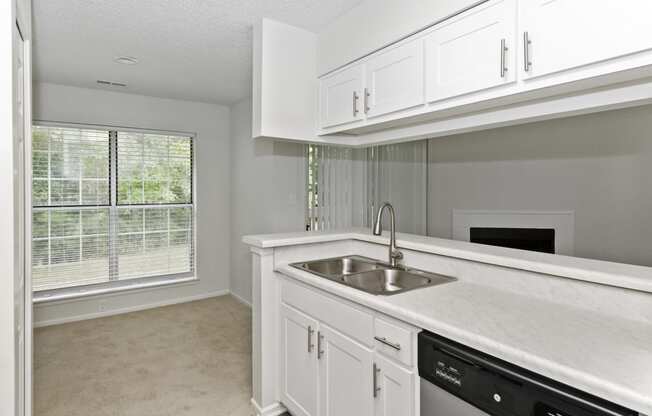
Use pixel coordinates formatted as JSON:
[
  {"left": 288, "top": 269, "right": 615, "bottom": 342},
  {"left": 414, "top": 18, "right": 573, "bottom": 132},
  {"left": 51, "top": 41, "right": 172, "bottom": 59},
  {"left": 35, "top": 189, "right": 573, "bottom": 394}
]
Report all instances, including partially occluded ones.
[{"left": 372, "top": 202, "right": 403, "bottom": 268}]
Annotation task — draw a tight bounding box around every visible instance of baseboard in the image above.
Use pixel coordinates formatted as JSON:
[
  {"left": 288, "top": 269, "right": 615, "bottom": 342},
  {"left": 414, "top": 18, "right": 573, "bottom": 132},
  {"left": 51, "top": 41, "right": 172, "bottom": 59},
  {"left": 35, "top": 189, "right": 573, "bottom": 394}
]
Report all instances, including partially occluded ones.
[
  {"left": 34, "top": 289, "right": 230, "bottom": 328},
  {"left": 229, "top": 290, "right": 252, "bottom": 308},
  {"left": 251, "top": 398, "right": 287, "bottom": 416}
]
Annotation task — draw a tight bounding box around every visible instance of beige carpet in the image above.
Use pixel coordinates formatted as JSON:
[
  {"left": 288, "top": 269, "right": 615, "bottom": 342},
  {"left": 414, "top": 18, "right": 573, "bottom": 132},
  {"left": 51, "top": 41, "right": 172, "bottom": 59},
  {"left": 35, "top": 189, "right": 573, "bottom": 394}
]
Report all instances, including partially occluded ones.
[{"left": 34, "top": 295, "right": 254, "bottom": 416}]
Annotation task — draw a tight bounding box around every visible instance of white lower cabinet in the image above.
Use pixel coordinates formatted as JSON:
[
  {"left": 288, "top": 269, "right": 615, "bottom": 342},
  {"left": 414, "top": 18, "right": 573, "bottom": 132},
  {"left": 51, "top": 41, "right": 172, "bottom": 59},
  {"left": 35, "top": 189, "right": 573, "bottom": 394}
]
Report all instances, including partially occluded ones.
[
  {"left": 319, "top": 325, "right": 374, "bottom": 416},
  {"left": 374, "top": 354, "right": 415, "bottom": 416},
  {"left": 280, "top": 279, "right": 419, "bottom": 416},
  {"left": 280, "top": 304, "right": 319, "bottom": 416}
]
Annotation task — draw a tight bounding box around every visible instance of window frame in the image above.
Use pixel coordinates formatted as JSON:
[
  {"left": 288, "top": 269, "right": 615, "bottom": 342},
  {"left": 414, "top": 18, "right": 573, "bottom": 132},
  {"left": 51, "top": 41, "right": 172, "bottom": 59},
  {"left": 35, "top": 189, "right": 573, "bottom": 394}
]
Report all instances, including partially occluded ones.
[{"left": 32, "top": 121, "right": 198, "bottom": 303}]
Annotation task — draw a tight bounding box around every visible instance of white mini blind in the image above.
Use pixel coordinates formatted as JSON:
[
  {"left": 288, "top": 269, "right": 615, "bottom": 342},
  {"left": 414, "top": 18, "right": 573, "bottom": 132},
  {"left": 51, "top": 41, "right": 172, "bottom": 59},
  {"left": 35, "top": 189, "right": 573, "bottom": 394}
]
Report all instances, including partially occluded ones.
[
  {"left": 114, "top": 132, "right": 194, "bottom": 281},
  {"left": 31, "top": 125, "right": 195, "bottom": 292}
]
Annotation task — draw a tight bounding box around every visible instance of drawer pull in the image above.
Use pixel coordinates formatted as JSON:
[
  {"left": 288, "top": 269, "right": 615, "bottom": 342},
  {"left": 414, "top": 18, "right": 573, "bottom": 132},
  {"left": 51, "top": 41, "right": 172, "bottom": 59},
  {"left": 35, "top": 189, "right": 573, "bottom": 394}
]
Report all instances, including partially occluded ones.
[
  {"left": 500, "top": 38, "right": 508, "bottom": 78},
  {"left": 373, "top": 363, "right": 381, "bottom": 398},
  {"left": 374, "top": 336, "right": 401, "bottom": 351},
  {"left": 307, "top": 326, "right": 314, "bottom": 353},
  {"left": 317, "top": 331, "right": 324, "bottom": 359},
  {"left": 523, "top": 31, "right": 532, "bottom": 72},
  {"left": 353, "top": 91, "right": 359, "bottom": 116}
]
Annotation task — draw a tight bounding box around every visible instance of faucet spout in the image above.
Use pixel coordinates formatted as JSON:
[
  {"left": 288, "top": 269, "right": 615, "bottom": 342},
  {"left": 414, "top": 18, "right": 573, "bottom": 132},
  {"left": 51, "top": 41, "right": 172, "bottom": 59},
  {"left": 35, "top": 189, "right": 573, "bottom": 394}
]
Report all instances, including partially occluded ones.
[{"left": 372, "top": 202, "right": 403, "bottom": 268}]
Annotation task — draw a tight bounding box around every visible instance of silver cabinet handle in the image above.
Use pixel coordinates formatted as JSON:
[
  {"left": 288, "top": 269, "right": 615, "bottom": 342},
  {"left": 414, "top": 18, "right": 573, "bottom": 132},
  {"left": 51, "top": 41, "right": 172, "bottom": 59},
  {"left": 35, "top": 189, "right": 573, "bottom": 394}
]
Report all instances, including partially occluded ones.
[
  {"left": 308, "top": 326, "right": 314, "bottom": 353},
  {"left": 523, "top": 31, "right": 532, "bottom": 72},
  {"left": 317, "top": 331, "right": 324, "bottom": 359},
  {"left": 374, "top": 336, "right": 401, "bottom": 351},
  {"left": 353, "top": 91, "right": 359, "bottom": 117},
  {"left": 373, "top": 363, "right": 381, "bottom": 398},
  {"left": 364, "top": 88, "right": 370, "bottom": 114},
  {"left": 500, "top": 38, "right": 508, "bottom": 78}
]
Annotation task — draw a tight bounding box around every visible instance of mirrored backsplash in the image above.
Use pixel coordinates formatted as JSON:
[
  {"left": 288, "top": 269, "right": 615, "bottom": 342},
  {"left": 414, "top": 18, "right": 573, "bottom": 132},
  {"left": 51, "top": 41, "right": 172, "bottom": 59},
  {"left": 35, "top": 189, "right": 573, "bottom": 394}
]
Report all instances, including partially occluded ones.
[{"left": 309, "top": 104, "right": 652, "bottom": 269}]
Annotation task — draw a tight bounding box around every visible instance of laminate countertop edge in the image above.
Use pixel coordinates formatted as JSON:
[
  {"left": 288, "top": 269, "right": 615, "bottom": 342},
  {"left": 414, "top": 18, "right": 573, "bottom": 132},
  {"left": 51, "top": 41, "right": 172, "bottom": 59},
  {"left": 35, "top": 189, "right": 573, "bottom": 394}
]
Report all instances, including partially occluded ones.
[{"left": 243, "top": 228, "right": 652, "bottom": 294}]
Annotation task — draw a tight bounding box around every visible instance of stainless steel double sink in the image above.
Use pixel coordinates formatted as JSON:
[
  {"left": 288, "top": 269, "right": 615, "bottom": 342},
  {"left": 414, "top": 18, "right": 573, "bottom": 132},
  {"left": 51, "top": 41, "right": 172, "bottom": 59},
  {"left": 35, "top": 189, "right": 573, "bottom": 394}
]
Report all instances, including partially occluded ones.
[{"left": 290, "top": 255, "right": 456, "bottom": 296}]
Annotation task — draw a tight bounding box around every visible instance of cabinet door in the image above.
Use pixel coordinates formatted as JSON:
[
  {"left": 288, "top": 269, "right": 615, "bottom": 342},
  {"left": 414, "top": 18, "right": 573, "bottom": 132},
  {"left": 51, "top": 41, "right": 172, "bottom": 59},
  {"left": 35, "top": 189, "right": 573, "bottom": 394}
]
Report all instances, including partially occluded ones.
[
  {"left": 319, "top": 325, "right": 374, "bottom": 416},
  {"left": 319, "top": 64, "right": 364, "bottom": 128},
  {"left": 365, "top": 40, "right": 424, "bottom": 118},
  {"left": 280, "top": 304, "right": 319, "bottom": 416},
  {"left": 425, "top": 0, "right": 516, "bottom": 103},
  {"left": 521, "top": 0, "right": 652, "bottom": 80},
  {"left": 374, "top": 354, "right": 415, "bottom": 416}
]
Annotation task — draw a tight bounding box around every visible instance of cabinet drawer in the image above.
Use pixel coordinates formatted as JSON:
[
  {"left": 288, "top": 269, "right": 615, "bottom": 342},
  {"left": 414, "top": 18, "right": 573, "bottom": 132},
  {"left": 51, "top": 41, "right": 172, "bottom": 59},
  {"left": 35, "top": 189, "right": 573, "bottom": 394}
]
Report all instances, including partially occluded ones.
[
  {"left": 374, "top": 315, "right": 414, "bottom": 366},
  {"left": 281, "top": 278, "right": 374, "bottom": 346}
]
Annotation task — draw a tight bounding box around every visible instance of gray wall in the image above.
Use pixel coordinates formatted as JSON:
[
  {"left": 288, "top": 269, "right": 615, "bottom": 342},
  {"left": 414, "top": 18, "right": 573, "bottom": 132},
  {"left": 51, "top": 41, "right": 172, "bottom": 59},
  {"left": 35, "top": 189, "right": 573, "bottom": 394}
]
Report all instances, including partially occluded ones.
[
  {"left": 33, "top": 82, "right": 232, "bottom": 325},
  {"left": 229, "top": 98, "right": 306, "bottom": 304},
  {"left": 428, "top": 104, "right": 652, "bottom": 267}
]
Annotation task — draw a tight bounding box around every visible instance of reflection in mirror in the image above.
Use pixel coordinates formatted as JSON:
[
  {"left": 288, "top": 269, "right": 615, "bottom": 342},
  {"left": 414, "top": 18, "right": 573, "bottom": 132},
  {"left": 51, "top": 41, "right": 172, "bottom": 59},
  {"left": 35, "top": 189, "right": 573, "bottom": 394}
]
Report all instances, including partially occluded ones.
[{"left": 309, "top": 104, "right": 652, "bottom": 269}]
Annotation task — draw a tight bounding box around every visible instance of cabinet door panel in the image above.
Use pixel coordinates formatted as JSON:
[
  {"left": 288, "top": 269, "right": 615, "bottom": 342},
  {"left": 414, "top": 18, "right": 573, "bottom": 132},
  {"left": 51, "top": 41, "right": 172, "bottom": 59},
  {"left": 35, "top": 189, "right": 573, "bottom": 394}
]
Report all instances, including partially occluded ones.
[
  {"left": 365, "top": 40, "right": 424, "bottom": 118},
  {"left": 521, "top": 0, "right": 652, "bottom": 80},
  {"left": 319, "top": 325, "right": 374, "bottom": 416},
  {"left": 374, "top": 354, "right": 415, "bottom": 416},
  {"left": 280, "top": 304, "right": 319, "bottom": 416},
  {"left": 425, "top": 0, "right": 516, "bottom": 102},
  {"left": 320, "top": 64, "right": 364, "bottom": 128}
]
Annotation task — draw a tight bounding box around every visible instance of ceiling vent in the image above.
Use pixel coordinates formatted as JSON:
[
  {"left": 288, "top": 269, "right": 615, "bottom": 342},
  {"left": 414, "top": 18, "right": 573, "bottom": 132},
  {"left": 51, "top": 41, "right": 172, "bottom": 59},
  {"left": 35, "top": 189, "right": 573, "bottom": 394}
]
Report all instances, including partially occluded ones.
[{"left": 97, "top": 80, "right": 127, "bottom": 87}]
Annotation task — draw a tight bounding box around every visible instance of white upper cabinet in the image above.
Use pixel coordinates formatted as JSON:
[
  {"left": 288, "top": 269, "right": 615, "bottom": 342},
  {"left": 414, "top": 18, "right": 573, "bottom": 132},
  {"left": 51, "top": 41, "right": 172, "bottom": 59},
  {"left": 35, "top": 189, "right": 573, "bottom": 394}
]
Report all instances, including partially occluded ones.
[
  {"left": 319, "top": 64, "right": 365, "bottom": 128},
  {"left": 364, "top": 40, "right": 425, "bottom": 118},
  {"left": 260, "top": 0, "right": 652, "bottom": 144},
  {"left": 280, "top": 304, "right": 319, "bottom": 416},
  {"left": 425, "top": 0, "right": 517, "bottom": 103},
  {"left": 520, "top": 0, "right": 652, "bottom": 80}
]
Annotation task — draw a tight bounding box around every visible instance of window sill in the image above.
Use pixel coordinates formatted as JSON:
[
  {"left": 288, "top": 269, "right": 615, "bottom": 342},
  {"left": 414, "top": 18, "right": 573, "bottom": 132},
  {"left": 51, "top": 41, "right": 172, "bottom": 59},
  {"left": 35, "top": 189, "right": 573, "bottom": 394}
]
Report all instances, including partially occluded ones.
[{"left": 33, "top": 275, "right": 199, "bottom": 304}]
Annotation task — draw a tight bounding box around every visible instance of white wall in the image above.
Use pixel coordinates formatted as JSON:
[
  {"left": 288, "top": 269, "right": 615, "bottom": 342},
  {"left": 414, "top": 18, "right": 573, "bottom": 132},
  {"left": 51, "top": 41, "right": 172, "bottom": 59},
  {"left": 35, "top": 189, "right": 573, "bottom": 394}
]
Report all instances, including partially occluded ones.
[
  {"left": 32, "top": 83, "right": 231, "bottom": 325},
  {"left": 1, "top": 0, "right": 18, "bottom": 411},
  {"left": 317, "top": 0, "right": 477, "bottom": 75},
  {"left": 229, "top": 98, "right": 306, "bottom": 304},
  {"left": 428, "top": 104, "right": 652, "bottom": 267}
]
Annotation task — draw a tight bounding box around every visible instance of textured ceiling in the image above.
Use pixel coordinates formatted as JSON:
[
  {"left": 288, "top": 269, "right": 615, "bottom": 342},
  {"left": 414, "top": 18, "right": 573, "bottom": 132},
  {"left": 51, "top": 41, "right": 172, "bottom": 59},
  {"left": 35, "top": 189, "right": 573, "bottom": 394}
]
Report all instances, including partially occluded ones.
[{"left": 33, "top": 0, "right": 362, "bottom": 104}]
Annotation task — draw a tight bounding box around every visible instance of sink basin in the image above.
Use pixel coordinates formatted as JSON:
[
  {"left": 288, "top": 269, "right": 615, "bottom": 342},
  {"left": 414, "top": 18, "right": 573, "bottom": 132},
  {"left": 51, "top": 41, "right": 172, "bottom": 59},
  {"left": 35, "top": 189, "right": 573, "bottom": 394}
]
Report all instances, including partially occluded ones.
[
  {"left": 290, "top": 256, "right": 456, "bottom": 295},
  {"left": 341, "top": 268, "right": 454, "bottom": 295},
  {"left": 292, "top": 255, "right": 385, "bottom": 278}
]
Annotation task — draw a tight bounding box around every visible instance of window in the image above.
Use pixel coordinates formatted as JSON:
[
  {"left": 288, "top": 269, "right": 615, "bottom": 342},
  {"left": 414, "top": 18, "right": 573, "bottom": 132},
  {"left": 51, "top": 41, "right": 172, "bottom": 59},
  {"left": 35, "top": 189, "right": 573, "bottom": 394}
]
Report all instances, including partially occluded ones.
[{"left": 32, "top": 125, "right": 195, "bottom": 294}]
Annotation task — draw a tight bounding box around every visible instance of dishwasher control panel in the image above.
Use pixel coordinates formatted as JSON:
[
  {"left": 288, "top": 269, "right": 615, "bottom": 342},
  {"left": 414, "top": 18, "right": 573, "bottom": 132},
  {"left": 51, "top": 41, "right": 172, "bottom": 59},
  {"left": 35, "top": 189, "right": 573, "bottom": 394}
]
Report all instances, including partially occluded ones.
[{"left": 418, "top": 331, "right": 638, "bottom": 416}]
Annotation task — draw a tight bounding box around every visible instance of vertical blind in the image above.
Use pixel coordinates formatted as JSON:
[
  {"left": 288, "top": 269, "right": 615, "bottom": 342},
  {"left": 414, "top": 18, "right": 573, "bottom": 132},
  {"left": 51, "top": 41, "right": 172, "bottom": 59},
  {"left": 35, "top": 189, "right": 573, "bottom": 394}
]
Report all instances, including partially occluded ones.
[
  {"left": 32, "top": 125, "right": 195, "bottom": 292},
  {"left": 306, "top": 141, "right": 428, "bottom": 234}
]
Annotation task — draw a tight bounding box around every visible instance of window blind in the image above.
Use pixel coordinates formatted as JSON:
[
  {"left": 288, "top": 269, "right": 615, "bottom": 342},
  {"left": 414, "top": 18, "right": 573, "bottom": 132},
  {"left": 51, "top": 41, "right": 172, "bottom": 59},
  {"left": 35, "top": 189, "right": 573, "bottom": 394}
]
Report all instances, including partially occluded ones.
[
  {"left": 31, "top": 125, "right": 195, "bottom": 293},
  {"left": 114, "top": 131, "right": 194, "bottom": 281}
]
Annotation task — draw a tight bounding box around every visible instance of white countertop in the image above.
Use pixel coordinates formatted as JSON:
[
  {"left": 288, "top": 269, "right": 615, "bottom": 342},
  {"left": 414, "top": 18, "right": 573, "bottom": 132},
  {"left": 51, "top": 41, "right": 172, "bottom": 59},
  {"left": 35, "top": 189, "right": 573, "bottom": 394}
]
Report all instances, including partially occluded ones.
[
  {"left": 243, "top": 228, "right": 652, "bottom": 293},
  {"left": 277, "top": 263, "right": 652, "bottom": 415}
]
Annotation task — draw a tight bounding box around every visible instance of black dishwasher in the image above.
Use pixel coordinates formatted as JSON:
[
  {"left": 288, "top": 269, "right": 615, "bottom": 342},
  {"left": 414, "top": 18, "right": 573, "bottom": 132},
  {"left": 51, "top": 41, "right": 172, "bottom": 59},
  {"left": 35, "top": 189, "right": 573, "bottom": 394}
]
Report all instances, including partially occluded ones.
[{"left": 418, "top": 331, "right": 638, "bottom": 416}]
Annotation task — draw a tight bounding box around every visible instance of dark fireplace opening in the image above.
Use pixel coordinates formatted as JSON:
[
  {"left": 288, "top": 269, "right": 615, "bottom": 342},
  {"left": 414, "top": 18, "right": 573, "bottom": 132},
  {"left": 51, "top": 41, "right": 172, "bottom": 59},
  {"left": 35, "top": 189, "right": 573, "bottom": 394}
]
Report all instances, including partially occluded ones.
[{"left": 470, "top": 227, "right": 555, "bottom": 254}]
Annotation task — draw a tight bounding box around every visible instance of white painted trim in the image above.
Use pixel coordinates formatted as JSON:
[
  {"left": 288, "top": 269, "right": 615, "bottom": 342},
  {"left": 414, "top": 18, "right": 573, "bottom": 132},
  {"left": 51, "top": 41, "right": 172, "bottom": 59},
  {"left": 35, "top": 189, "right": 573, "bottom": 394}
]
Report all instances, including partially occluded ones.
[
  {"left": 230, "top": 291, "right": 252, "bottom": 308},
  {"left": 33, "top": 289, "right": 229, "bottom": 328},
  {"left": 33, "top": 276, "right": 201, "bottom": 307},
  {"left": 34, "top": 276, "right": 200, "bottom": 304},
  {"left": 250, "top": 246, "right": 274, "bottom": 256},
  {"left": 250, "top": 398, "right": 287, "bottom": 416},
  {"left": 351, "top": 79, "right": 652, "bottom": 147},
  {"left": 452, "top": 210, "right": 575, "bottom": 255}
]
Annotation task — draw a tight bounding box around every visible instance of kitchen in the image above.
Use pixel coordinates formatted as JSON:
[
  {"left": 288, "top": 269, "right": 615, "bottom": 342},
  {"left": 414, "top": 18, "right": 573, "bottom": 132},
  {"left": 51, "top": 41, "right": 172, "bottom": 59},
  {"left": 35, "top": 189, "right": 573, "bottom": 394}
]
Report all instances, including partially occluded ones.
[{"left": 2, "top": 0, "right": 652, "bottom": 415}]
